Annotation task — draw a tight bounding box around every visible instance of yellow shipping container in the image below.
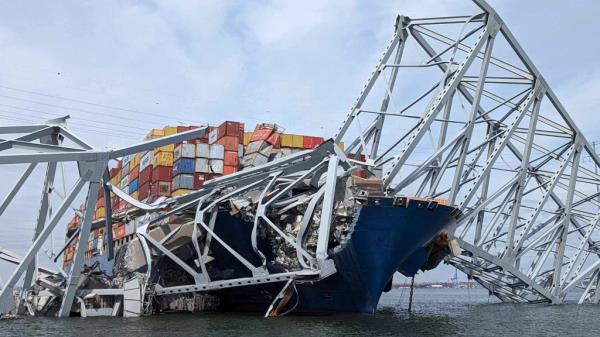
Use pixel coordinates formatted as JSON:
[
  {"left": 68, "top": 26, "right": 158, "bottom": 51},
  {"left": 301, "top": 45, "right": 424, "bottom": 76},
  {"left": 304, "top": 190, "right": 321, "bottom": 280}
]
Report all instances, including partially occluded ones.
[
  {"left": 130, "top": 191, "right": 139, "bottom": 200},
  {"left": 96, "top": 207, "right": 105, "bottom": 219},
  {"left": 243, "top": 132, "right": 253, "bottom": 146},
  {"left": 291, "top": 134, "right": 304, "bottom": 148},
  {"left": 171, "top": 189, "right": 193, "bottom": 197},
  {"left": 163, "top": 126, "right": 177, "bottom": 136},
  {"left": 157, "top": 144, "right": 175, "bottom": 152},
  {"left": 110, "top": 175, "right": 120, "bottom": 186},
  {"left": 145, "top": 128, "right": 164, "bottom": 140},
  {"left": 337, "top": 142, "right": 345, "bottom": 151},
  {"left": 132, "top": 153, "right": 141, "bottom": 168},
  {"left": 153, "top": 152, "right": 174, "bottom": 167},
  {"left": 281, "top": 134, "right": 293, "bottom": 147}
]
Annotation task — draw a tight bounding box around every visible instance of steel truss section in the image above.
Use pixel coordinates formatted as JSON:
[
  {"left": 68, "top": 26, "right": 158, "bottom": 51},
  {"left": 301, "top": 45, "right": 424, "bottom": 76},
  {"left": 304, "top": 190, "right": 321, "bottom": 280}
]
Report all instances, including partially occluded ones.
[
  {"left": 334, "top": 0, "right": 600, "bottom": 303},
  {"left": 0, "top": 118, "right": 211, "bottom": 316}
]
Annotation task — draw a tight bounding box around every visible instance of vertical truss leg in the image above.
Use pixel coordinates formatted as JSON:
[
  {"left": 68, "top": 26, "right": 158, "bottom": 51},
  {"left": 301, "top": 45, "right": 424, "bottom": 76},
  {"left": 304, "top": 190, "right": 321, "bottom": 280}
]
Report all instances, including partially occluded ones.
[{"left": 58, "top": 180, "right": 100, "bottom": 317}]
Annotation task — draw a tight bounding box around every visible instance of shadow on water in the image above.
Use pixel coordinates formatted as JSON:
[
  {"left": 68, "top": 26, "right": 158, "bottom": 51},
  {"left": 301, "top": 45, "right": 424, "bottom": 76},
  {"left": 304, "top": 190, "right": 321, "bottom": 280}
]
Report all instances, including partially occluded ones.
[{"left": 2, "top": 289, "right": 600, "bottom": 337}]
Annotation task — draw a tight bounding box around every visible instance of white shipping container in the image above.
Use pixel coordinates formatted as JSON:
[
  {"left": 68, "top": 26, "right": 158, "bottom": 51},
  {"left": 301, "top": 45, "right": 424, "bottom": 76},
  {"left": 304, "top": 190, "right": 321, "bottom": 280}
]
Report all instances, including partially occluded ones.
[
  {"left": 196, "top": 143, "right": 210, "bottom": 158},
  {"left": 280, "top": 148, "right": 293, "bottom": 156},
  {"left": 242, "top": 153, "right": 269, "bottom": 167},
  {"left": 120, "top": 175, "right": 129, "bottom": 189},
  {"left": 174, "top": 143, "right": 196, "bottom": 160},
  {"left": 208, "top": 129, "right": 218, "bottom": 144},
  {"left": 195, "top": 158, "right": 210, "bottom": 173},
  {"left": 122, "top": 154, "right": 131, "bottom": 166},
  {"left": 210, "top": 160, "right": 224, "bottom": 174},
  {"left": 173, "top": 174, "right": 194, "bottom": 190},
  {"left": 238, "top": 144, "right": 244, "bottom": 158},
  {"left": 246, "top": 141, "right": 262, "bottom": 154},
  {"left": 258, "top": 144, "right": 273, "bottom": 157},
  {"left": 125, "top": 220, "right": 136, "bottom": 236},
  {"left": 209, "top": 144, "right": 225, "bottom": 159},
  {"left": 140, "top": 151, "right": 153, "bottom": 171}
]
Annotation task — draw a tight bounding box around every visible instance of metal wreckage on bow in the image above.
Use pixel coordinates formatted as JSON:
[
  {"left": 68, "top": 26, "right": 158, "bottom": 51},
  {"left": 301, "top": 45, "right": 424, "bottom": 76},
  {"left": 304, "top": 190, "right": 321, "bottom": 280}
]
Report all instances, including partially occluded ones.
[{"left": 2, "top": 0, "right": 600, "bottom": 318}]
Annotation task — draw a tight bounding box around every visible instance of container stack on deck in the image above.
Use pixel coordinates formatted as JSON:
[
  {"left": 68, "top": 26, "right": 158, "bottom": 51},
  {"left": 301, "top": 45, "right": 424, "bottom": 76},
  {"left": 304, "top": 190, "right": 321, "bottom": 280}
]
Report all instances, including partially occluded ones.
[{"left": 63, "top": 121, "right": 336, "bottom": 268}]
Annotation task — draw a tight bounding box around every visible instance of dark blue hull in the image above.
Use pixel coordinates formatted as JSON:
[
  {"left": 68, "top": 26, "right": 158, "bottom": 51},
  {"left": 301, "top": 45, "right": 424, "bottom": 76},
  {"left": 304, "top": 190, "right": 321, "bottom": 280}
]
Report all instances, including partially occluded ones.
[{"left": 211, "top": 197, "right": 457, "bottom": 314}]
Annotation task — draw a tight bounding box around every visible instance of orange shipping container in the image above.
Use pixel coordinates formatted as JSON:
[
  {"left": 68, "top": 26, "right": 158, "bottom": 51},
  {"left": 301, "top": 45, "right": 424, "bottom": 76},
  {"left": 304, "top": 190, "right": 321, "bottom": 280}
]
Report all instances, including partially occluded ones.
[
  {"left": 223, "top": 165, "right": 237, "bottom": 175},
  {"left": 303, "top": 136, "right": 324, "bottom": 149},
  {"left": 113, "top": 223, "right": 125, "bottom": 240},
  {"left": 129, "top": 166, "right": 140, "bottom": 181},
  {"left": 224, "top": 151, "right": 239, "bottom": 166},
  {"left": 217, "top": 136, "right": 240, "bottom": 152}
]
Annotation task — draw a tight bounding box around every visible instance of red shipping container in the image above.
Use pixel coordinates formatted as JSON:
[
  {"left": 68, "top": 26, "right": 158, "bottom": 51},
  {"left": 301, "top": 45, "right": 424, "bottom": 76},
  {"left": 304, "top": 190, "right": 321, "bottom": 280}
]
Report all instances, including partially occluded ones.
[
  {"left": 129, "top": 166, "right": 139, "bottom": 181},
  {"left": 110, "top": 167, "right": 120, "bottom": 178},
  {"left": 223, "top": 165, "right": 237, "bottom": 175},
  {"left": 193, "top": 173, "right": 206, "bottom": 189},
  {"left": 224, "top": 151, "right": 239, "bottom": 166},
  {"left": 151, "top": 181, "right": 171, "bottom": 197},
  {"left": 139, "top": 165, "right": 153, "bottom": 184},
  {"left": 218, "top": 136, "right": 240, "bottom": 152},
  {"left": 112, "top": 223, "right": 125, "bottom": 240},
  {"left": 225, "top": 121, "right": 240, "bottom": 137},
  {"left": 97, "top": 186, "right": 105, "bottom": 199},
  {"left": 303, "top": 136, "right": 324, "bottom": 149},
  {"left": 96, "top": 197, "right": 105, "bottom": 208},
  {"left": 177, "top": 126, "right": 192, "bottom": 133},
  {"left": 266, "top": 132, "right": 281, "bottom": 148},
  {"left": 250, "top": 127, "right": 272, "bottom": 142},
  {"left": 138, "top": 181, "right": 151, "bottom": 200},
  {"left": 238, "top": 123, "right": 245, "bottom": 140},
  {"left": 152, "top": 166, "right": 173, "bottom": 182}
]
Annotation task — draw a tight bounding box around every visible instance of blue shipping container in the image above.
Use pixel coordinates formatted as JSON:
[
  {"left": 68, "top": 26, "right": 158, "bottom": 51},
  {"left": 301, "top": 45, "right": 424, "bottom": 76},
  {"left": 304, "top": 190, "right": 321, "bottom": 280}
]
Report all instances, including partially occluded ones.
[
  {"left": 129, "top": 178, "right": 139, "bottom": 193},
  {"left": 173, "top": 158, "right": 195, "bottom": 176}
]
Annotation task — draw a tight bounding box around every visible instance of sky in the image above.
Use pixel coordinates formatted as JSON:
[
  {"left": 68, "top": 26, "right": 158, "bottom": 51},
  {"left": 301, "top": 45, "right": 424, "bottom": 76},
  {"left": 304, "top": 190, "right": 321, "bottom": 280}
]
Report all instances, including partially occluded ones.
[{"left": 1, "top": 0, "right": 600, "bottom": 283}]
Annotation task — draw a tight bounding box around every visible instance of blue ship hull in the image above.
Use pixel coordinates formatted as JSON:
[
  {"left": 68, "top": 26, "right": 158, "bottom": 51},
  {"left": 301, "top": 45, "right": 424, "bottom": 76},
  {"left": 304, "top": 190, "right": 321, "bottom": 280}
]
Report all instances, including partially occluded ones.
[{"left": 210, "top": 197, "right": 457, "bottom": 314}]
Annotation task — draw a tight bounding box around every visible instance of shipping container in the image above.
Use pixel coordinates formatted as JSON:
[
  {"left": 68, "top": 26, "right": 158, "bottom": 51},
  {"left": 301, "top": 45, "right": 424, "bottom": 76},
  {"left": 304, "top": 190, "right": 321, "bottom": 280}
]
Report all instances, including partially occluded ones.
[
  {"left": 153, "top": 151, "right": 174, "bottom": 167},
  {"left": 195, "top": 158, "right": 210, "bottom": 173},
  {"left": 210, "top": 160, "right": 224, "bottom": 174},
  {"left": 196, "top": 143, "right": 210, "bottom": 158},
  {"left": 151, "top": 181, "right": 171, "bottom": 197},
  {"left": 129, "top": 178, "right": 139, "bottom": 193},
  {"left": 217, "top": 136, "right": 239, "bottom": 152},
  {"left": 223, "top": 165, "right": 237, "bottom": 175},
  {"left": 163, "top": 126, "right": 177, "bottom": 136},
  {"left": 132, "top": 153, "right": 141, "bottom": 168},
  {"left": 122, "top": 154, "right": 132, "bottom": 166},
  {"left": 152, "top": 166, "right": 172, "bottom": 182},
  {"left": 193, "top": 173, "right": 206, "bottom": 189},
  {"left": 208, "top": 128, "right": 218, "bottom": 144},
  {"left": 138, "top": 181, "right": 151, "bottom": 200},
  {"left": 281, "top": 134, "right": 293, "bottom": 148},
  {"left": 292, "top": 134, "right": 304, "bottom": 148},
  {"left": 174, "top": 143, "right": 196, "bottom": 160},
  {"left": 129, "top": 166, "right": 139, "bottom": 181},
  {"left": 121, "top": 163, "right": 130, "bottom": 179},
  {"left": 224, "top": 151, "right": 239, "bottom": 167},
  {"left": 172, "top": 174, "right": 194, "bottom": 190},
  {"left": 120, "top": 175, "right": 129, "bottom": 189},
  {"left": 238, "top": 144, "right": 244, "bottom": 158},
  {"left": 303, "top": 136, "right": 324, "bottom": 149},
  {"left": 266, "top": 132, "right": 280, "bottom": 148},
  {"left": 130, "top": 191, "right": 139, "bottom": 201},
  {"left": 140, "top": 151, "right": 152, "bottom": 171},
  {"left": 250, "top": 127, "right": 273, "bottom": 142},
  {"left": 113, "top": 223, "right": 125, "bottom": 240},
  {"left": 173, "top": 158, "right": 195, "bottom": 176},
  {"left": 110, "top": 167, "right": 120, "bottom": 179},
  {"left": 209, "top": 144, "right": 225, "bottom": 159},
  {"left": 243, "top": 132, "right": 252, "bottom": 146},
  {"left": 156, "top": 144, "right": 175, "bottom": 153},
  {"left": 125, "top": 220, "right": 136, "bottom": 236},
  {"left": 177, "top": 125, "right": 192, "bottom": 133},
  {"left": 96, "top": 207, "right": 105, "bottom": 219},
  {"left": 171, "top": 189, "right": 193, "bottom": 197},
  {"left": 139, "top": 165, "right": 153, "bottom": 184},
  {"left": 145, "top": 128, "right": 165, "bottom": 140},
  {"left": 242, "top": 153, "right": 269, "bottom": 167}
]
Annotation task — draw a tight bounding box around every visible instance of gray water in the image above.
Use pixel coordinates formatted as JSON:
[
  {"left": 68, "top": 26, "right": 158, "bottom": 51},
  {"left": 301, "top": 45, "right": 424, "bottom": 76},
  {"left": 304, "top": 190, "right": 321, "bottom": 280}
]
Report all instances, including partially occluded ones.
[{"left": 1, "top": 288, "right": 598, "bottom": 337}]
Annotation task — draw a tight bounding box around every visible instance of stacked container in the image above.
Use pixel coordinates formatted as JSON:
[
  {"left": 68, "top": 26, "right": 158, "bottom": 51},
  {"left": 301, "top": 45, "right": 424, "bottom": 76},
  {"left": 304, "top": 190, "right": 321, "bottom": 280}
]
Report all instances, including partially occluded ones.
[{"left": 172, "top": 142, "right": 196, "bottom": 196}]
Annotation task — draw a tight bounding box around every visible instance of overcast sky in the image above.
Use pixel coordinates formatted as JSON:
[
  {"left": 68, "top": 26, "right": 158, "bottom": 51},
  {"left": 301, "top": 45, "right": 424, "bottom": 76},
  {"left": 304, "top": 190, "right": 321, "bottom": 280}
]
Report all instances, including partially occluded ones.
[{"left": 1, "top": 0, "right": 600, "bottom": 283}]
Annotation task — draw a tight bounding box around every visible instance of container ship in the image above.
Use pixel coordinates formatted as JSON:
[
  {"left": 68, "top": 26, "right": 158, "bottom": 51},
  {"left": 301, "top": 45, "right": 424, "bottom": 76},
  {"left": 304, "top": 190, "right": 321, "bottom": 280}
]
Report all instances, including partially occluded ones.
[{"left": 61, "top": 121, "right": 459, "bottom": 316}]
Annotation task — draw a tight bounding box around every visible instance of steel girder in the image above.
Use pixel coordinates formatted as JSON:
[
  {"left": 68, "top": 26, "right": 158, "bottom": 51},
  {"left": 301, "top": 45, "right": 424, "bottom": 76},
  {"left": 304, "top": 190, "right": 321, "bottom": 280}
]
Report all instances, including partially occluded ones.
[{"left": 334, "top": 0, "right": 600, "bottom": 303}]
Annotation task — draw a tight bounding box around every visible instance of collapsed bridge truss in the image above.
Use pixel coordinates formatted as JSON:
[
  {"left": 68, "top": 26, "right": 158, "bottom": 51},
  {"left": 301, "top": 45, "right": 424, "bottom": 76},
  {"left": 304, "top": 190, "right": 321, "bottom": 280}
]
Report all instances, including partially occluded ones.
[
  {"left": 0, "top": 0, "right": 599, "bottom": 318},
  {"left": 335, "top": 0, "right": 600, "bottom": 303}
]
